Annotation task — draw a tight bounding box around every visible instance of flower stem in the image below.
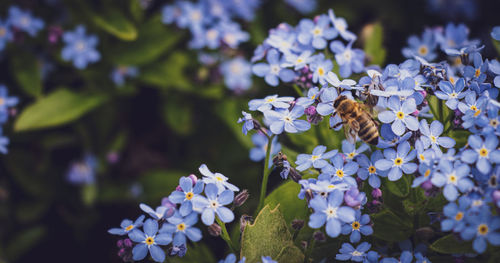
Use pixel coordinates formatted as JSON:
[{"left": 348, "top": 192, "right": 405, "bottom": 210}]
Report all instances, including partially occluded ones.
[
  {"left": 257, "top": 134, "right": 275, "bottom": 212},
  {"left": 216, "top": 216, "right": 237, "bottom": 253},
  {"left": 293, "top": 84, "right": 304, "bottom": 97}
]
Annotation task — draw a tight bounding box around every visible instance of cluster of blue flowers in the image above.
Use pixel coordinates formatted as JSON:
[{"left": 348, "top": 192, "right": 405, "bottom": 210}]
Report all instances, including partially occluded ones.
[
  {"left": 0, "top": 85, "right": 19, "bottom": 154},
  {"left": 238, "top": 7, "right": 500, "bottom": 261},
  {"left": 108, "top": 164, "right": 242, "bottom": 262},
  {"left": 0, "top": 6, "right": 44, "bottom": 52},
  {"left": 66, "top": 154, "right": 98, "bottom": 185},
  {"left": 161, "top": 0, "right": 264, "bottom": 91}
]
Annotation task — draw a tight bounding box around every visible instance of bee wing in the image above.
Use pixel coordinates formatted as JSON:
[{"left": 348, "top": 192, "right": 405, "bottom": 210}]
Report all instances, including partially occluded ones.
[{"left": 344, "top": 120, "right": 359, "bottom": 144}]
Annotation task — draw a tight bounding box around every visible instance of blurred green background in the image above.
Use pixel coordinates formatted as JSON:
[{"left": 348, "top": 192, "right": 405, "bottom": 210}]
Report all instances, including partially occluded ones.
[{"left": 0, "top": 0, "right": 499, "bottom": 262}]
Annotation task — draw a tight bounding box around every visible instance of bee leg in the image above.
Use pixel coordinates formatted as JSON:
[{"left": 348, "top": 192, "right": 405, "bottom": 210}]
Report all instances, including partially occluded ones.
[{"left": 332, "top": 121, "right": 346, "bottom": 129}]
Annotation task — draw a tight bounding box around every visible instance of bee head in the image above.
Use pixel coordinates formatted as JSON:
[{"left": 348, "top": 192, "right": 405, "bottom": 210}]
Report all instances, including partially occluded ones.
[{"left": 333, "top": 95, "right": 347, "bottom": 109}]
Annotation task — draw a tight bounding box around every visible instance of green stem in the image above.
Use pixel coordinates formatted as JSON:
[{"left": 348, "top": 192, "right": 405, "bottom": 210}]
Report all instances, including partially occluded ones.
[
  {"left": 293, "top": 84, "right": 304, "bottom": 97},
  {"left": 216, "top": 216, "right": 237, "bottom": 253},
  {"left": 438, "top": 98, "right": 444, "bottom": 122},
  {"left": 304, "top": 238, "right": 316, "bottom": 263},
  {"left": 257, "top": 134, "right": 275, "bottom": 212}
]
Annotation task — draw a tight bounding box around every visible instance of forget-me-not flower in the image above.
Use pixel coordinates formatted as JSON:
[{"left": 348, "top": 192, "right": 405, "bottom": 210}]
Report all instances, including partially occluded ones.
[
  {"left": 461, "top": 134, "right": 500, "bottom": 174},
  {"left": 441, "top": 196, "right": 471, "bottom": 233},
  {"left": 108, "top": 215, "right": 145, "bottom": 236},
  {"left": 378, "top": 96, "right": 419, "bottom": 136},
  {"left": 263, "top": 106, "right": 311, "bottom": 134},
  {"left": 375, "top": 141, "right": 417, "bottom": 181},
  {"left": 159, "top": 211, "right": 202, "bottom": 246},
  {"left": 430, "top": 160, "right": 473, "bottom": 201},
  {"left": 461, "top": 206, "right": 500, "bottom": 253},
  {"left": 330, "top": 41, "right": 365, "bottom": 78},
  {"left": 341, "top": 210, "right": 373, "bottom": 243},
  {"left": 435, "top": 78, "right": 467, "bottom": 110},
  {"left": 308, "top": 190, "right": 355, "bottom": 237},
  {"left": 199, "top": 164, "right": 239, "bottom": 193},
  {"left": 249, "top": 133, "right": 281, "bottom": 164},
  {"left": 248, "top": 94, "right": 294, "bottom": 112},
  {"left": 61, "top": 25, "right": 101, "bottom": 69},
  {"left": 335, "top": 242, "right": 372, "bottom": 262},
  {"left": 220, "top": 57, "right": 252, "bottom": 91},
  {"left": 419, "top": 119, "right": 455, "bottom": 154},
  {"left": 128, "top": 219, "right": 172, "bottom": 262},
  {"left": 237, "top": 111, "right": 254, "bottom": 135},
  {"left": 169, "top": 177, "right": 204, "bottom": 216},
  {"left": 8, "top": 6, "right": 44, "bottom": 37},
  {"left": 297, "top": 15, "right": 337, "bottom": 49},
  {"left": 252, "top": 49, "right": 295, "bottom": 87},
  {"left": 192, "top": 183, "right": 235, "bottom": 225},
  {"left": 357, "top": 151, "right": 386, "bottom": 188},
  {"left": 296, "top": 145, "right": 338, "bottom": 171},
  {"left": 140, "top": 203, "right": 175, "bottom": 220}
]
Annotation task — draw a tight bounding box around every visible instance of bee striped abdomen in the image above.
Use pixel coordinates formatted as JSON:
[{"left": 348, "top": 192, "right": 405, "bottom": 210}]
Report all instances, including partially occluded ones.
[{"left": 357, "top": 113, "right": 379, "bottom": 145}]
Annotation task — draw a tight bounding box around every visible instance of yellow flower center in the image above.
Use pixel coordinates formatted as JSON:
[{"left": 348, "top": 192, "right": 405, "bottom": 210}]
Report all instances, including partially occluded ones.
[
  {"left": 430, "top": 135, "right": 437, "bottom": 143},
  {"left": 396, "top": 111, "right": 405, "bottom": 119},
  {"left": 490, "top": 119, "right": 499, "bottom": 128},
  {"left": 311, "top": 155, "right": 320, "bottom": 161},
  {"left": 419, "top": 154, "right": 425, "bottom": 161},
  {"left": 368, "top": 166, "right": 376, "bottom": 174},
  {"left": 351, "top": 221, "right": 361, "bottom": 230},
  {"left": 177, "top": 223, "right": 186, "bottom": 231},
  {"left": 449, "top": 92, "right": 458, "bottom": 99},
  {"left": 336, "top": 170, "right": 344, "bottom": 178},
  {"left": 474, "top": 109, "right": 481, "bottom": 117},
  {"left": 313, "top": 28, "right": 322, "bottom": 36},
  {"left": 455, "top": 212, "right": 463, "bottom": 221},
  {"left": 475, "top": 68, "right": 481, "bottom": 78},
  {"left": 327, "top": 184, "right": 336, "bottom": 189},
  {"left": 449, "top": 174, "right": 457, "bottom": 183},
  {"left": 453, "top": 57, "right": 462, "bottom": 66},
  {"left": 0, "top": 27, "right": 5, "bottom": 37},
  {"left": 215, "top": 176, "right": 224, "bottom": 182},
  {"left": 449, "top": 76, "right": 456, "bottom": 84},
  {"left": 394, "top": 157, "right": 403, "bottom": 166},
  {"left": 478, "top": 224, "right": 489, "bottom": 235},
  {"left": 424, "top": 169, "right": 431, "bottom": 177},
  {"left": 418, "top": 45, "right": 428, "bottom": 55},
  {"left": 125, "top": 225, "right": 134, "bottom": 231},
  {"left": 347, "top": 152, "right": 356, "bottom": 159},
  {"left": 0, "top": 98, "right": 4, "bottom": 106},
  {"left": 470, "top": 105, "right": 477, "bottom": 111},
  {"left": 479, "top": 148, "right": 488, "bottom": 157},
  {"left": 210, "top": 201, "right": 218, "bottom": 208},
  {"left": 296, "top": 58, "right": 304, "bottom": 63},
  {"left": 145, "top": 236, "right": 155, "bottom": 245},
  {"left": 318, "top": 67, "right": 325, "bottom": 76},
  {"left": 284, "top": 116, "right": 292, "bottom": 122},
  {"left": 185, "top": 192, "right": 194, "bottom": 200}
]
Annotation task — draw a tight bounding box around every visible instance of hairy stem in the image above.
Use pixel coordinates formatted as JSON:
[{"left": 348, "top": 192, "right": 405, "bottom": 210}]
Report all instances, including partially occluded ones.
[
  {"left": 216, "top": 216, "right": 237, "bottom": 253},
  {"left": 293, "top": 84, "right": 304, "bottom": 97},
  {"left": 257, "top": 134, "right": 275, "bottom": 212}
]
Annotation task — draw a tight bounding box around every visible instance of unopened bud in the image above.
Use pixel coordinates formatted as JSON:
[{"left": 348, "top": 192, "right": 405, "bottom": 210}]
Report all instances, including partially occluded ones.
[
  {"left": 416, "top": 226, "right": 434, "bottom": 241},
  {"left": 234, "top": 190, "right": 249, "bottom": 207},
  {"left": 240, "top": 214, "right": 253, "bottom": 233},
  {"left": 305, "top": 189, "right": 314, "bottom": 203},
  {"left": 305, "top": 106, "right": 317, "bottom": 116},
  {"left": 291, "top": 219, "right": 305, "bottom": 230},
  {"left": 208, "top": 223, "right": 222, "bottom": 237},
  {"left": 123, "top": 238, "right": 133, "bottom": 248},
  {"left": 371, "top": 188, "right": 382, "bottom": 199},
  {"left": 116, "top": 239, "right": 124, "bottom": 248},
  {"left": 301, "top": 241, "right": 308, "bottom": 249},
  {"left": 313, "top": 231, "right": 326, "bottom": 242},
  {"left": 188, "top": 174, "right": 198, "bottom": 185}
]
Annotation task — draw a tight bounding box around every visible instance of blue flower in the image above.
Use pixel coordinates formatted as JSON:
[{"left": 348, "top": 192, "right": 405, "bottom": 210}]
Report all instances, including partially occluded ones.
[
  {"left": 402, "top": 29, "right": 438, "bottom": 61},
  {"left": 296, "top": 86, "right": 320, "bottom": 108},
  {"left": 297, "top": 15, "right": 337, "bottom": 49},
  {"left": 159, "top": 211, "right": 202, "bottom": 246},
  {"left": 458, "top": 91, "right": 487, "bottom": 114},
  {"left": 248, "top": 94, "right": 294, "bottom": 112},
  {"left": 322, "top": 154, "right": 358, "bottom": 186},
  {"left": 308, "top": 177, "right": 350, "bottom": 197},
  {"left": 436, "top": 23, "right": 471, "bottom": 50},
  {"left": 252, "top": 49, "right": 295, "bottom": 87},
  {"left": 66, "top": 155, "right": 98, "bottom": 185},
  {"left": 0, "top": 129, "right": 9, "bottom": 154},
  {"left": 61, "top": 25, "right": 101, "bottom": 69},
  {"left": 310, "top": 55, "right": 333, "bottom": 85},
  {"left": 219, "top": 253, "right": 246, "bottom": 263},
  {"left": 357, "top": 151, "right": 387, "bottom": 188},
  {"left": 335, "top": 242, "right": 372, "bottom": 262},
  {"left": 477, "top": 108, "right": 500, "bottom": 135},
  {"left": 237, "top": 111, "right": 254, "bottom": 135},
  {"left": 463, "top": 52, "right": 488, "bottom": 83},
  {"left": 8, "top": 6, "right": 44, "bottom": 37},
  {"left": 176, "top": 1, "right": 206, "bottom": 31},
  {"left": 342, "top": 140, "right": 369, "bottom": 161},
  {"left": 128, "top": 219, "right": 172, "bottom": 262},
  {"left": 330, "top": 41, "right": 365, "bottom": 78},
  {"left": 461, "top": 206, "right": 500, "bottom": 253},
  {"left": 435, "top": 79, "right": 467, "bottom": 110},
  {"left": 308, "top": 190, "right": 356, "bottom": 237},
  {"left": 375, "top": 141, "right": 417, "bottom": 181},
  {"left": 249, "top": 133, "right": 281, "bottom": 164},
  {"left": 378, "top": 123, "right": 412, "bottom": 149},
  {"left": 161, "top": 4, "right": 183, "bottom": 26},
  {"left": 265, "top": 27, "right": 297, "bottom": 55},
  {"left": 220, "top": 57, "right": 252, "bottom": 91},
  {"left": 492, "top": 26, "right": 500, "bottom": 41},
  {"left": 441, "top": 196, "right": 471, "bottom": 233},
  {"left": 419, "top": 119, "right": 455, "bottom": 154},
  {"left": 111, "top": 66, "right": 138, "bottom": 86},
  {"left": 284, "top": 0, "right": 317, "bottom": 14},
  {"left": 192, "top": 183, "right": 235, "bottom": 225},
  {"left": 282, "top": 50, "right": 314, "bottom": 71},
  {"left": 461, "top": 134, "right": 500, "bottom": 174},
  {"left": 199, "top": 164, "right": 239, "bottom": 193},
  {"left": 219, "top": 21, "right": 250, "bottom": 49},
  {"left": 378, "top": 97, "right": 419, "bottom": 136},
  {"left": 263, "top": 106, "right": 311, "bottom": 134},
  {"left": 261, "top": 256, "right": 277, "bottom": 263},
  {"left": 169, "top": 177, "right": 204, "bottom": 216},
  {"left": 296, "top": 145, "right": 338, "bottom": 171},
  {"left": 140, "top": 203, "right": 175, "bottom": 220},
  {"left": 0, "top": 85, "right": 19, "bottom": 114},
  {"left": 0, "top": 20, "right": 13, "bottom": 51},
  {"left": 430, "top": 160, "right": 473, "bottom": 201},
  {"left": 108, "top": 215, "right": 145, "bottom": 236},
  {"left": 328, "top": 9, "right": 356, "bottom": 41},
  {"left": 169, "top": 244, "right": 187, "bottom": 257},
  {"left": 341, "top": 210, "right": 373, "bottom": 243}
]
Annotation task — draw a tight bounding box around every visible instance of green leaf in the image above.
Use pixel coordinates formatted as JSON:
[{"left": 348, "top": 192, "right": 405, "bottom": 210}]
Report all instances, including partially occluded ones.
[
  {"left": 11, "top": 52, "right": 43, "bottom": 98},
  {"left": 241, "top": 204, "right": 304, "bottom": 263},
  {"left": 168, "top": 243, "right": 216, "bottom": 263},
  {"left": 287, "top": 130, "right": 318, "bottom": 153},
  {"left": 493, "top": 39, "right": 500, "bottom": 57},
  {"left": 90, "top": 8, "right": 137, "bottom": 41},
  {"left": 214, "top": 99, "right": 253, "bottom": 149},
  {"left": 363, "top": 22, "right": 386, "bottom": 66},
  {"left": 82, "top": 184, "right": 97, "bottom": 206},
  {"left": 6, "top": 226, "right": 46, "bottom": 261},
  {"left": 139, "top": 52, "right": 190, "bottom": 89},
  {"left": 430, "top": 234, "right": 474, "bottom": 254},
  {"left": 139, "top": 169, "right": 186, "bottom": 202},
  {"left": 15, "top": 200, "right": 49, "bottom": 223},
  {"left": 162, "top": 94, "right": 194, "bottom": 136},
  {"left": 108, "top": 15, "right": 182, "bottom": 65},
  {"left": 14, "top": 89, "right": 107, "bottom": 132},
  {"left": 385, "top": 175, "right": 410, "bottom": 198},
  {"left": 264, "top": 181, "right": 308, "bottom": 224},
  {"left": 371, "top": 209, "right": 413, "bottom": 242}
]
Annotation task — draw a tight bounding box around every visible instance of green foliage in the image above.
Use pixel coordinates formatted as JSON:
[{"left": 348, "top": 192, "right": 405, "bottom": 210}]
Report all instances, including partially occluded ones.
[
  {"left": 241, "top": 204, "right": 304, "bottom": 263},
  {"left": 264, "top": 181, "right": 308, "bottom": 224},
  {"left": 10, "top": 52, "right": 43, "bottom": 98},
  {"left": 215, "top": 99, "right": 253, "bottom": 149},
  {"left": 363, "top": 22, "right": 386, "bottom": 66},
  {"left": 430, "top": 234, "right": 474, "bottom": 254},
  {"left": 90, "top": 8, "right": 138, "bottom": 41},
  {"left": 5, "top": 226, "right": 46, "bottom": 261},
  {"left": 162, "top": 94, "right": 194, "bottom": 136},
  {"left": 140, "top": 52, "right": 190, "bottom": 89},
  {"left": 384, "top": 175, "right": 410, "bottom": 198},
  {"left": 82, "top": 184, "right": 97, "bottom": 206},
  {"left": 139, "top": 170, "right": 187, "bottom": 203},
  {"left": 168, "top": 243, "right": 216, "bottom": 263},
  {"left": 371, "top": 209, "right": 413, "bottom": 242},
  {"left": 14, "top": 89, "right": 107, "bottom": 132}
]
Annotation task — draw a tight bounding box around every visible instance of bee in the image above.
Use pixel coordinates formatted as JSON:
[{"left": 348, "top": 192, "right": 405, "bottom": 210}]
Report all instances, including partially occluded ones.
[
  {"left": 359, "top": 70, "right": 384, "bottom": 110},
  {"left": 333, "top": 95, "right": 379, "bottom": 145}
]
